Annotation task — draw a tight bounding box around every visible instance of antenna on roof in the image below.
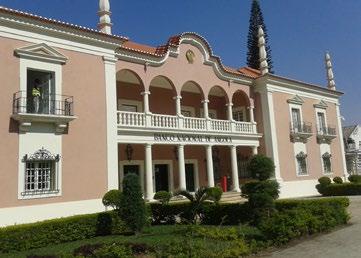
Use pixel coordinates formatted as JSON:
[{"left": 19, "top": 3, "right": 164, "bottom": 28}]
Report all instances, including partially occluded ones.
[
  {"left": 98, "top": 0, "right": 112, "bottom": 34},
  {"left": 258, "top": 26, "right": 269, "bottom": 75},
  {"left": 325, "top": 52, "right": 336, "bottom": 91}
]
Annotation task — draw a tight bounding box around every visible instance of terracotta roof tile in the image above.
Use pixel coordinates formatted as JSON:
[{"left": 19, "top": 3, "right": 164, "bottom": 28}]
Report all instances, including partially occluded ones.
[{"left": 0, "top": 6, "right": 128, "bottom": 41}]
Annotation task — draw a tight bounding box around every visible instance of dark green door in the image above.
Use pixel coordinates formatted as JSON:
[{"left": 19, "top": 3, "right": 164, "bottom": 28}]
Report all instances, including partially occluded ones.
[
  {"left": 154, "top": 164, "right": 169, "bottom": 192},
  {"left": 185, "top": 163, "right": 195, "bottom": 192}
]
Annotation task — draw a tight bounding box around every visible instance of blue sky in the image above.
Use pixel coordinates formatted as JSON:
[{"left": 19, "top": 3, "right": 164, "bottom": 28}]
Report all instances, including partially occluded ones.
[{"left": 1, "top": 0, "right": 360, "bottom": 125}]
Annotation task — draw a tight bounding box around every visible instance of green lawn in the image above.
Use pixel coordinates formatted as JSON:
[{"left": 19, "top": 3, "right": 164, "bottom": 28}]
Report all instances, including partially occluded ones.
[{"left": 1, "top": 225, "right": 256, "bottom": 258}]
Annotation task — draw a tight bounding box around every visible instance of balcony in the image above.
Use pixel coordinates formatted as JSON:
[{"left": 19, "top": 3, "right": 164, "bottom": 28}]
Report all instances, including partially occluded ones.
[
  {"left": 117, "top": 111, "right": 257, "bottom": 136},
  {"left": 290, "top": 122, "right": 313, "bottom": 143},
  {"left": 12, "top": 91, "right": 76, "bottom": 133},
  {"left": 316, "top": 126, "right": 337, "bottom": 144}
]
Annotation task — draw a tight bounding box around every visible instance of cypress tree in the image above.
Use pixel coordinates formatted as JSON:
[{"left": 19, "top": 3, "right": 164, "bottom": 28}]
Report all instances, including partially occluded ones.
[
  {"left": 246, "top": 0, "right": 274, "bottom": 72},
  {"left": 119, "top": 173, "right": 147, "bottom": 233}
]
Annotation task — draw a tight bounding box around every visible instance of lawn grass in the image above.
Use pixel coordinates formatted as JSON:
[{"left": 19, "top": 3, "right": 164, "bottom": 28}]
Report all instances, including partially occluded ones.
[{"left": 1, "top": 225, "right": 250, "bottom": 258}]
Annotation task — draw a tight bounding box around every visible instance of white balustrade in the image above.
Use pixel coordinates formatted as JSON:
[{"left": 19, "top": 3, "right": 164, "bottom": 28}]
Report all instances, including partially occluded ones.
[
  {"left": 234, "top": 121, "right": 254, "bottom": 133},
  {"left": 183, "top": 117, "right": 207, "bottom": 130},
  {"left": 211, "top": 119, "right": 231, "bottom": 132},
  {"left": 151, "top": 113, "right": 178, "bottom": 128},
  {"left": 117, "top": 111, "right": 256, "bottom": 134},
  {"left": 117, "top": 111, "right": 145, "bottom": 127}
]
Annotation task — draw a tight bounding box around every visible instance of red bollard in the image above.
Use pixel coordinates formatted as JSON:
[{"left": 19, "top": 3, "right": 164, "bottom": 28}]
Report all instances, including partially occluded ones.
[{"left": 221, "top": 176, "right": 227, "bottom": 192}]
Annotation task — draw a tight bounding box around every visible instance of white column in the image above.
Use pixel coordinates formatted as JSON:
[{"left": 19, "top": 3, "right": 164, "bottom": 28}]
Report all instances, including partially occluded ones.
[
  {"left": 145, "top": 144, "right": 154, "bottom": 200},
  {"left": 206, "top": 145, "right": 215, "bottom": 187},
  {"left": 230, "top": 145, "right": 240, "bottom": 192},
  {"left": 141, "top": 91, "right": 150, "bottom": 113},
  {"left": 226, "top": 103, "right": 233, "bottom": 121},
  {"left": 248, "top": 105, "right": 255, "bottom": 123},
  {"left": 173, "top": 95, "right": 182, "bottom": 116},
  {"left": 202, "top": 99, "right": 209, "bottom": 119},
  {"left": 103, "top": 56, "right": 118, "bottom": 190},
  {"left": 178, "top": 144, "right": 186, "bottom": 190},
  {"left": 252, "top": 146, "right": 258, "bottom": 155}
]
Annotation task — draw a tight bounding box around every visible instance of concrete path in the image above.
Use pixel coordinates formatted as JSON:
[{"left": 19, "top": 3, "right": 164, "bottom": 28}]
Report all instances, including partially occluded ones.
[{"left": 263, "top": 196, "right": 361, "bottom": 258}]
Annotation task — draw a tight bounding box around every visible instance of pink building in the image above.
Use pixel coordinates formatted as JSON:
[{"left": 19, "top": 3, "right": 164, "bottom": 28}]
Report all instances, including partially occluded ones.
[{"left": 0, "top": 2, "right": 347, "bottom": 226}]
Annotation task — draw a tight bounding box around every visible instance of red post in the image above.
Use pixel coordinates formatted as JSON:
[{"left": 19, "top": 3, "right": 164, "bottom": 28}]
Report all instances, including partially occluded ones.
[{"left": 221, "top": 176, "right": 227, "bottom": 192}]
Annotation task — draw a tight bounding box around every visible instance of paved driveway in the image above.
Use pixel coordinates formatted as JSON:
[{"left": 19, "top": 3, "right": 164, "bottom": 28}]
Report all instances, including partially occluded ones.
[{"left": 263, "top": 196, "right": 361, "bottom": 258}]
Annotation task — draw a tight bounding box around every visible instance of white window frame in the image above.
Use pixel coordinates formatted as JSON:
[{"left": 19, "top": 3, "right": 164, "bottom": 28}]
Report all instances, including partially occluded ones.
[
  {"left": 315, "top": 108, "right": 328, "bottom": 135},
  {"left": 296, "top": 151, "right": 308, "bottom": 176},
  {"left": 288, "top": 104, "right": 304, "bottom": 132},
  {"left": 117, "top": 99, "right": 143, "bottom": 112},
  {"left": 322, "top": 152, "right": 333, "bottom": 175}
]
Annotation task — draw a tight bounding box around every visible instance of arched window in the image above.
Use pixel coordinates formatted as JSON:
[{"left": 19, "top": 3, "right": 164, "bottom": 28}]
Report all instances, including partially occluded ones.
[{"left": 22, "top": 148, "right": 60, "bottom": 196}]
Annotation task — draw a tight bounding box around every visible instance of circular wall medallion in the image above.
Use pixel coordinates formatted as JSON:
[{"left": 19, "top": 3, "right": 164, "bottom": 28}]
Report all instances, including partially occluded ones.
[{"left": 186, "top": 50, "right": 195, "bottom": 64}]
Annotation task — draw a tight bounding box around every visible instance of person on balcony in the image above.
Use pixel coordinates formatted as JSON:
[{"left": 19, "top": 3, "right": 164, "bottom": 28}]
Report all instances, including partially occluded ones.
[{"left": 32, "top": 79, "right": 41, "bottom": 113}]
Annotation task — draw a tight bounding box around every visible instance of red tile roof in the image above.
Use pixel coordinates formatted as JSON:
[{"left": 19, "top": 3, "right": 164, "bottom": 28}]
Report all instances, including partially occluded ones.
[{"left": 0, "top": 6, "right": 128, "bottom": 41}]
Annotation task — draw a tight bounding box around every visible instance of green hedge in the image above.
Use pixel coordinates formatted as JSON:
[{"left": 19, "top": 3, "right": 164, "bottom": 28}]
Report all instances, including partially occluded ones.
[
  {"left": 317, "top": 183, "right": 361, "bottom": 196},
  {"left": 0, "top": 211, "right": 125, "bottom": 254},
  {"left": 259, "top": 197, "right": 349, "bottom": 245}
]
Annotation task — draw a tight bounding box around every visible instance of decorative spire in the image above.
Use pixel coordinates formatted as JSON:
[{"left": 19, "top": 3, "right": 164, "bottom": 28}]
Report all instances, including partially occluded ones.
[
  {"left": 258, "top": 26, "right": 269, "bottom": 75},
  {"left": 98, "top": 0, "right": 112, "bottom": 34},
  {"left": 325, "top": 52, "right": 336, "bottom": 90}
]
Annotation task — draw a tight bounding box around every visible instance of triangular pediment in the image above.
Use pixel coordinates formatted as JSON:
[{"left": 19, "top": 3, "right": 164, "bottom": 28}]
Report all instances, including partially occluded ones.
[
  {"left": 14, "top": 43, "right": 68, "bottom": 64},
  {"left": 287, "top": 95, "right": 304, "bottom": 105},
  {"left": 313, "top": 100, "right": 328, "bottom": 109}
]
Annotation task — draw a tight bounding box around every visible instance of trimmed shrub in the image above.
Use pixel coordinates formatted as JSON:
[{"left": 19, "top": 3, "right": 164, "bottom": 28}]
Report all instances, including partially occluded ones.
[
  {"left": 259, "top": 197, "right": 349, "bottom": 245},
  {"left": 318, "top": 176, "right": 332, "bottom": 185},
  {"left": 120, "top": 173, "right": 147, "bottom": 233},
  {"left": 102, "top": 189, "right": 122, "bottom": 210},
  {"left": 0, "top": 211, "right": 125, "bottom": 253},
  {"left": 150, "top": 202, "right": 191, "bottom": 225},
  {"left": 319, "top": 183, "right": 361, "bottom": 196},
  {"left": 348, "top": 175, "right": 361, "bottom": 183},
  {"left": 154, "top": 191, "right": 172, "bottom": 205},
  {"left": 206, "top": 186, "right": 223, "bottom": 203},
  {"left": 248, "top": 155, "right": 275, "bottom": 181},
  {"left": 333, "top": 176, "right": 343, "bottom": 184}
]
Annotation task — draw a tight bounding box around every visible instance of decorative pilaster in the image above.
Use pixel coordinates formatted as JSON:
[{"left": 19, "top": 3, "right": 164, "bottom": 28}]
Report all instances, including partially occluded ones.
[
  {"left": 206, "top": 145, "right": 215, "bottom": 187},
  {"left": 325, "top": 52, "right": 336, "bottom": 90},
  {"left": 258, "top": 26, "right": 269, "bottom": 75},
  {"left": 98, "top": 0, "right": 112, "bottom": 34}
]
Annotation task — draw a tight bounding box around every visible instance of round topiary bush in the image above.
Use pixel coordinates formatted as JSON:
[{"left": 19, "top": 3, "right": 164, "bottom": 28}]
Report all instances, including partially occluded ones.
[
  {"left": 333, "top": 176, "right": 343, "bottom": 184},
  {"left": 247, "top": 155, "right": 275, "bottom": 181},
  {"left": 154, "top": 191, "right": 172, "bottom": 205},
  {"left": 318, "top": 176, "right": 332, "bottom": 186},
  {"left": 206, "top": 187, "right": 223, "bottom": 203},
  {"left": 102, "top": 189, "right": 122, "bottom": 210},
  {"left": 120, "top": 173, "right": 147, "bottom": 233},
  {"left": 348, "top": 175, "right": 361, "bottom": 183}
]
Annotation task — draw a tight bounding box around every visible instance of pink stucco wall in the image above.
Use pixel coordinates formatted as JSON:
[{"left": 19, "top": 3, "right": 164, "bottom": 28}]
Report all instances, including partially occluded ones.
[{"left": 0, "top": 37, "right": 108, "bottom": 208}]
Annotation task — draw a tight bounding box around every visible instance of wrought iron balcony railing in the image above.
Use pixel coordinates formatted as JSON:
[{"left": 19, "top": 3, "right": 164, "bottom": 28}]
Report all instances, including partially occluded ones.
[
  {"left": 290, "top": 122, "right": 312, "bottom": 134},
  {"left": 13, "top": 91, "right": 74, "bottom": 116},
  {"left": 317, "top": 126, "right": 336, "bottom": 136}
]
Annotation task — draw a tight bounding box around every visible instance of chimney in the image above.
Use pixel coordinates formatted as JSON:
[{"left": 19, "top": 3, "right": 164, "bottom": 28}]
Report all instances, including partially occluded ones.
[
  {"left": 325, "top": 52, "right": 336, "bottom": 90},
  {"left": 258, "top": 26, "right": 269, "bottom": 75},
  {"left": 98, "top": 0, "right": 112, "bottom": 34}
]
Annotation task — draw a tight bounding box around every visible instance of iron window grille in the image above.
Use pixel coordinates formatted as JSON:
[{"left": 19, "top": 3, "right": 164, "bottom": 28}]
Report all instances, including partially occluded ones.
[
  {"left": 22, "top": 148, "right": 60, "bottom": 196},
  {"left": 322, "top": 152, "right": 332, "bottom": 174},
  {"left": 296, "top": 151, "right": 308, "bottom": 175}
]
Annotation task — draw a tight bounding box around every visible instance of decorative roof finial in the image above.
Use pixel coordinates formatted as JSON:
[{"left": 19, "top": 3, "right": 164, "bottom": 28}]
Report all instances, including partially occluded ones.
[
  {"left": 98, "top": 0, "right": 112, "bottom": 34},
  {"left": 258, "top": 26, "right": 269, "bottom": 75},
  {"left": 325, "top": 52, "right": 336, "bottom": 90}
]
